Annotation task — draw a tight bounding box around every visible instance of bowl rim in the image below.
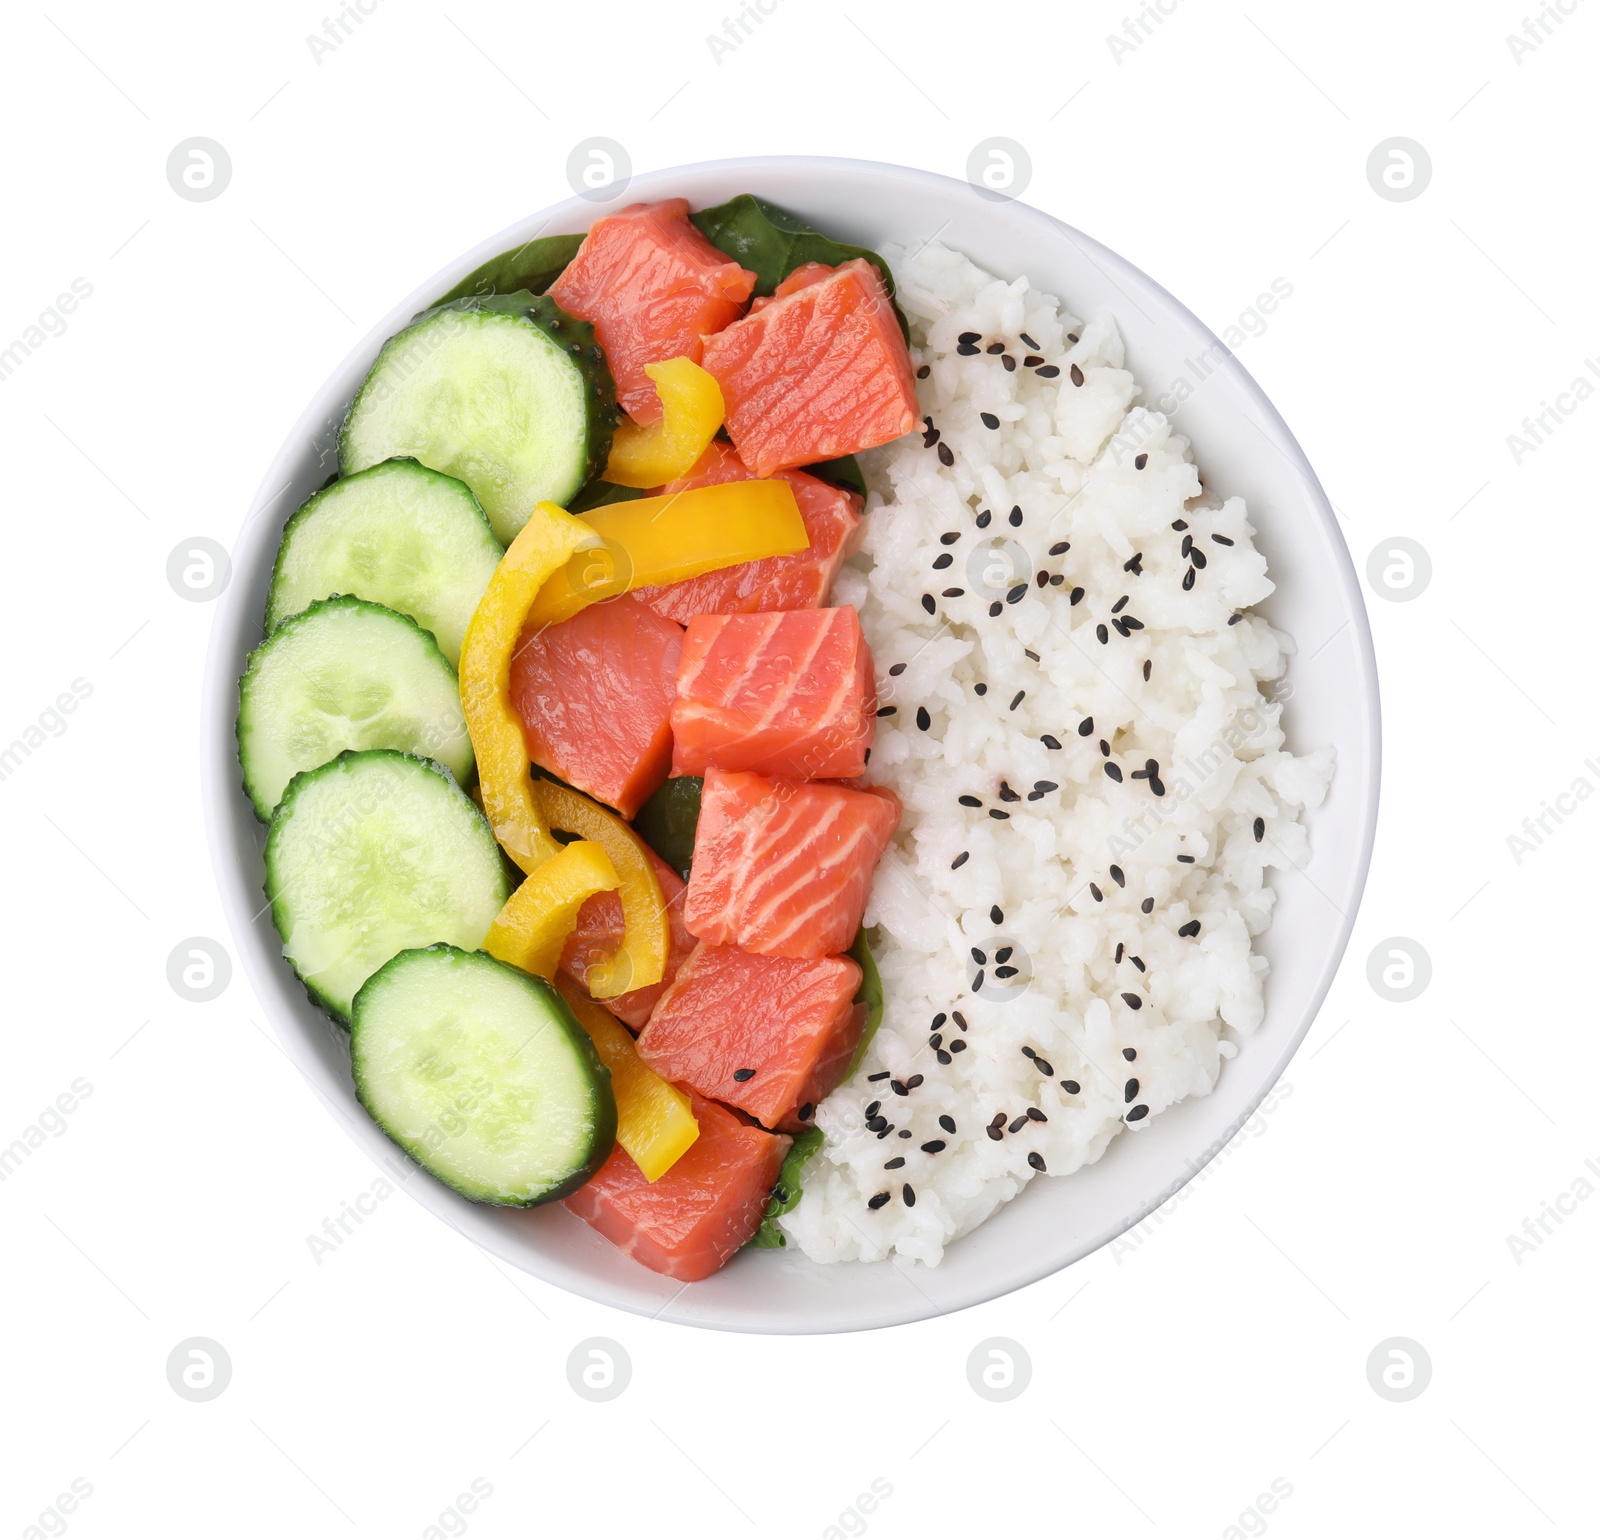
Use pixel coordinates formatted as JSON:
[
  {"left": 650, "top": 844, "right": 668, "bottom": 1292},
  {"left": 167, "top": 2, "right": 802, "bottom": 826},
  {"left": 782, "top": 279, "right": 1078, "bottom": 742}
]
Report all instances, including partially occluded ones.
[{"left": 203, "top": 153, "right": 1381, "bottom": 1333}]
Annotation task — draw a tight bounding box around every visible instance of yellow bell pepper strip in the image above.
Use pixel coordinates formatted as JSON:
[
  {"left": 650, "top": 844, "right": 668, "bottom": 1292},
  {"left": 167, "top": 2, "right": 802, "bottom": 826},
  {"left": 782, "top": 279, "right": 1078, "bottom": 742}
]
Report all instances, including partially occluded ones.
[
  {"left": 535, "top": 779, "right": 669, "bottom": 998},
  {"left": 459, "top": 501, "right": 601, "bottom": 873},
  {"left": 603, "top": 357, "right": 726, "bottom": 488},
  {"left": 483, "top": 840, "right": 619, "bottom": 982},
  {"left": 527, "top": 478, "right": 808, "bottom": 628},
  {"left": 555, "top": 978, "right": 699, "bottom": 1181}
]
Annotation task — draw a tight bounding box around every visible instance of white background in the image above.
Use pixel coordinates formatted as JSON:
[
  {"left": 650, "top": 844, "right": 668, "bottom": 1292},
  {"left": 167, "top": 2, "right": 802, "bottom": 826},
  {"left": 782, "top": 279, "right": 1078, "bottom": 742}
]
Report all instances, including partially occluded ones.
[{"left": 2, "top": 1, "right": 1595, "bottom": 1535}]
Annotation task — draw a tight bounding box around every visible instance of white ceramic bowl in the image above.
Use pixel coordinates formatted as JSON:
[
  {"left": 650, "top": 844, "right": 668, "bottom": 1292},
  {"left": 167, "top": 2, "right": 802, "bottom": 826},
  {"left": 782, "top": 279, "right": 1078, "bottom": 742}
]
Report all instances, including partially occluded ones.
[{"left": 203, "top": 156, "right": 1379, "bottom": 1334}]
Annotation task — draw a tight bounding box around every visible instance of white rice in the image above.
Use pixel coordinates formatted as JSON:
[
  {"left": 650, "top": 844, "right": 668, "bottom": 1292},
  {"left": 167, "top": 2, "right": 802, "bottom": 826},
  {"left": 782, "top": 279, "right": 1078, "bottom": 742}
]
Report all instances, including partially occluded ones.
[{"left": 779, "top": 240, "right": 1334, "bottom": 1265}]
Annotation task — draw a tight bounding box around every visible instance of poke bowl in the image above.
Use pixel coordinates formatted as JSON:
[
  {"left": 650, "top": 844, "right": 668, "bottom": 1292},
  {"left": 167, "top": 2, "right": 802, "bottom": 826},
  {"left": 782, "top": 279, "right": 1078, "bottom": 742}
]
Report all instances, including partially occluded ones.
[{"left": 202, "top": 155, "right": 1379, "bottom": 1333}]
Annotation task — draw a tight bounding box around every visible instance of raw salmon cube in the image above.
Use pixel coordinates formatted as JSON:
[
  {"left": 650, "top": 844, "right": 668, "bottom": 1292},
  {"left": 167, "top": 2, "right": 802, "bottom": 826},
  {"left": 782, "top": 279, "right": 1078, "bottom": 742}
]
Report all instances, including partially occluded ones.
[
  {"left": 684, "top": 769, "right": 901, "bottom": 959},
  {"left": 700, "top": 258, "right": 919, "bottom": 476},
  {"left": 638, "top": 942, "right": 865, "bottom": 1129},
  {"left": 564, "top": 1093, "right": 789, "bottom": 1281},
  {"left": 548, "top": 199, "right": 756, "bottom": 423},
  {"left": 510, "top": 592, "right": 682, "bottom": 819},
  {"left": 671, "top": 607, "right": 876, "bottom": 779},
  {"left": 559, "top": 848, "right": 696, "bottom": 1030},
  {"left": 631, "top": 442, "right": 862, "bottom": 623}
]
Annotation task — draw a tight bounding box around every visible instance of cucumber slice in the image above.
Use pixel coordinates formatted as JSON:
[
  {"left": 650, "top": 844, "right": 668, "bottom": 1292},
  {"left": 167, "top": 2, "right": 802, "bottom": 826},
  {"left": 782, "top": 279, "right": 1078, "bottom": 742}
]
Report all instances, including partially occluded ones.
[
  {"left": 265, "top": 750, "right": 511, "bottom": 1021},
  {"left": 352, "top": 945, "right": 616, "bottom": 1206},
  {"left": 237, "top": 597, "right": 472, "bottom": 821},
  {"left": 339, "top": 293, "right": 618, "bottom": 545},
  {"left": 266, "top": 459, "right": 500, "bottom": 668}
]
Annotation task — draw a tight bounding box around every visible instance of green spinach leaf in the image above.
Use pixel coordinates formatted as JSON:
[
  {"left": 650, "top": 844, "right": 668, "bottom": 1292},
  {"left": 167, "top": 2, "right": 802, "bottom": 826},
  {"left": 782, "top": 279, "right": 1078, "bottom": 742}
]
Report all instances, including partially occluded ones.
[
  {"left": 749, "top": 1127, "right": 825, "bottom": 1248},
  {"left": 633, "top": 775, "right": 702, "bottom": 880},
  {"left": 434, "top": 233, "right": 584, "bottom": 306},
  {"left": 691, "top": 194, "right": 909, "bottom": 339},
  {"left": 806, "top": 454, "right": 867, "bottom": 497},
  {"left": 567, "top": 479, "right": 646, "bottom": 515},
  {"left": 844, "top": 929, "right": 884, "bottom": 1080}
]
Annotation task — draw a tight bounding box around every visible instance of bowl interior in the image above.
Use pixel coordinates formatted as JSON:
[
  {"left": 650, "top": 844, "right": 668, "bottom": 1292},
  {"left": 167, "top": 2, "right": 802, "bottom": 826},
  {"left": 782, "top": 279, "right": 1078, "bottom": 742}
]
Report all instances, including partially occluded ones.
[{"left": 203, "top": 156, "right": 1378, "bottom": 1334}]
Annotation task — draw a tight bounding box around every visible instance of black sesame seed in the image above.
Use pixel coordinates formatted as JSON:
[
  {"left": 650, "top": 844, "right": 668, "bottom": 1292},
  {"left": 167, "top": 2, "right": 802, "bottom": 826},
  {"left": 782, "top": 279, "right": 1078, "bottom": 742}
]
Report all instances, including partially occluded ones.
[
  {"left": 1183, "top": 567, "right": 1196, "bottom": 591},
  {"left": 1028, "top": 1151, "right": 1047, "bottom": 1172},
  {"left": 1105, "top": 762, "right": 1123, "bottom": 783},
  {"left": 1097, "top": 624, "right": 1109, "bottom": 644},
  {"left": 936, "top": 1049, "right": 952, "bottom": 1064},
  {"left": 1009, "top": 690, "right": 1025, "bottom": 710},
  {"left": 1049, "top": 574, "right": 1065, "bottom": 586},
  {"left": 951, "top": 852, "right": 969, "bottom": 869},
  {"left": 903, "top": 1185, "right": 916, "bottom": 1206},
  {"left": 868, "top": 1071, "right": 890, "bottom": 1082},
  {"left": 1181, "top": 534, "right": 1193, "bottom": 558},
  {"left": 988, "top": 808, "right": 1009, "bottom": 822},
  {"left": 868, "top": 1191, "right": 891, "bottom": 1209},
  {"left": 1077, "top": 718, "right": 1094, "bottom": 737},
  {"left": 1009, "top": 1115, "right": 1029, "bottom": 1134},
  {"left": 899, "top": 1128, "right": 912, "bottom": 1137},
  {"left": 1089, "top": 882, "right": 1103, "bottom": 902},
  {"left": 950, "top": 1039, "right": 967, "bottom": 1053},
  {"left": 906, "top": 1074, "right": 924, "bottom": 1089},
  {"left": 952, "top": 1012, "right": 967, "bottom": 1029},
  {"left": 885, "top": 1156, "right": 906, "bottom": 1169},
  {"left": 1228, "top": 612, "right": 1244, "bottom": 626},
  {"left": 1124, "top": 553, "right": 1144, "bottom": 575},
  {"left": 1002, "top": 354, "right": 1016, "bottom": 371},
  {"left": 1033, "top": 1057, "right": 1054, "bottom": 1076},
  {"left": 1111, "top": 595, "right": 1129, "bottom": 614},
  {"left": 956, "top": 343, "right": 979, "bottom": 357},
  {"left": 991, "top": 1111, "right": 1007, "bottom": 1127},
  {"left": 1177, "top": 853, "right": 1195, "bottom": 863},
  {"left": 865, "top": 1100, "right": 882, "bottom": 1117},
  {"left": 1179, "top": 920, "right": 1201, "bottom": 937},
  {"left": 1068, "top": 363, "right": 1084, "bottom": 386},
  {"left": 1070, "top": 586, "right": 1085, "bottom": 605},
  {"left": 1142, "top": 660, "right": 1152, "bottom": 681},
  {"left": 866, "top": 1115, "right": 888, "bottom": 1132},
  {"left": 1048, "top": 542, "right": 1070, "bottom": 557},
  {"left": 1026, "top": 1107, "right": 1047, "bottom": 1122},
  {"left": 877, "top": 705, "right": 897, "bottom": 717},
  {"left": 938, "top": 442, "right": 955, "bottom": 467},
  {"left": 971, "top": 946, "right": 987, "bottom": 965},
  {"left": 1134, "top": 453, "right": 1148, "bottom": 470},
  {"left": 988, "top": 600, "right": 1002, "bottom": 617},
  {"left": 981, "top": 412, "right": 1000, "bottom": 430},
  {"left": 1213, "top": 533, "right": 1235, "bottom": 546},
  {"left": 1123, "top": 1048, "right": 1137, "bottom": 1061},
  {"left": 1112, "top": 619, "right": 1130, "bottom": 639},
  {"left": 976, "top": 509, "right": 992, "bottom": 528},
  {"left": 916, "top": 706, "right": 931, "bottom": 730},
  {"left": 1061, "top": 1079, "right": 1081, "bottom": 1095},
  {"left": 922, "top": 418, "right": 939, "bottom": 447},
  {"left": 958, "top": 330, "right": 981, "bottom": 345},
  {"left": 916, "top": 363, "right": 931, "bottom": 379},
  {"left": 932, "top": 1013, "right": 947, "bottom": 1029},
  {"left": 1006, "top": 584, "right": 1028, "bottom": 604},
  {"left": 998, "top": 782, "right": 1020, "bottom": 802},
  {"left": 1100, "top": 740, "right": 1110, "bottom": 755},
  {"left": 1172, "top": 519, "right": 1188, "bottom": 531},
  {"left": 1110, "top": 865, "right": 1126, "bottom": 887},
  {"left": 888, "top": 661, "right": 907, "bottom": 676},
  {"left": 1009, "top": 506, "right": 1023, "bottom": 526},
  {"left": 986, "top": 1124, "right": 1003, "bottom": 1141},
  {"left": 1036, "top": 570, "right": 1049, "bottom": 588},
  {"left": 972, "top": 969, "right": 985, "bottom": 990},
  {"left": 1127, "top": 1105, "right": 1149, "bottom": 1122},
  {"left": 1024, "top": 649, "right": 1039, "bottom": 662},
  {"left": 932, "top": 552, "right": 953, "bottom": 570},
  {"left": 1041, "top": 734, "right": 1062, "bottom": 749},
  {"left": 1141, "top": 897, "right": 1155, "bottom": 914},
  {"left": 878, "top": 1127, "right": 894, "bottom": 1139},
  {"left": 939, "top": 1114, "right": 957, "bottom": 1134},
  {"left": 921, "top": 1140, "right": 947, "bottom": 1153},
  {"left": 1020, "top": 332, "right": 1040, "bottom": 349},
  {"left": 943, "top": 587, "right": 965, "bottom": 598},
  {"left": 973, "top": 682, "right": 988, "bottom": 695},
  {"left": 1191, "top": 547, "right": 1208, "bottom": 570},
  {"left": 733, "top": 1068, "right": 756, "bottom": 1081},
  {"left": 1254, "top": 816, "right": 1265, "bottom": 842},
  {"left": 986, "top": 341, "right": 1005, "bottom": 355},
  {"left": 1125, "top": 1078, "right": 1140, "bottom": 1102},
  {"left": 1067, "top": 332, "right": 1080, "bottom": 343},
  {"left": 921, "top": 593, "right": 936, "bottom": 614},
  {"left": 1039, "top": 365, "right": 1062, "bottom": 379},
  {"left": 891, "top": 1080, "right": 909, "bottom": 1096},
  {"left": 994, "top": 963, "right": 1015, "bottom": 978},
  {"left": 1115, "top": 942, "right": 1125, "bottom": 963},
  {"left": 958, "top": 794, "right": 983, "bottom": 807},
  {"left": 1023, "top": 354, "right": 1044, "bottom": 367}
]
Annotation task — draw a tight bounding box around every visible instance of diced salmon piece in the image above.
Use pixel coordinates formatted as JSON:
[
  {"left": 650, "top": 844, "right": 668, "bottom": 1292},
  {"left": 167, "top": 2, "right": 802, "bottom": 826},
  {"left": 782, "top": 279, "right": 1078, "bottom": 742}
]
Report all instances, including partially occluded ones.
[
  {"left": 747, "top": 261, "right": 834, "bottom": 314},
  {"left": 671, "top": 607, "right": 876, "bottom": 779},
  {"left": 684, "top": 769, "right": 901, "bottom": 959},
  {"left": 700, "top": 258, "right": 919, "bottom": 476},
  {"left": 638, "top": 942, "right": 865, "bottom": 1131},
  {"left": 547, "top": 199, "right": 756, "bottom": 423},
  {"left": 559, "top": 849, "right": 696, "bottom": 1029},
  {"left": 510, "top": 592, "right": 682, "bottom": 819},
  {"left": 564, "top": 1093, "right": 789, "bottom": 1281},
  {"left": 631, "top": 443, "right": 862, "bottom": 624}
]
